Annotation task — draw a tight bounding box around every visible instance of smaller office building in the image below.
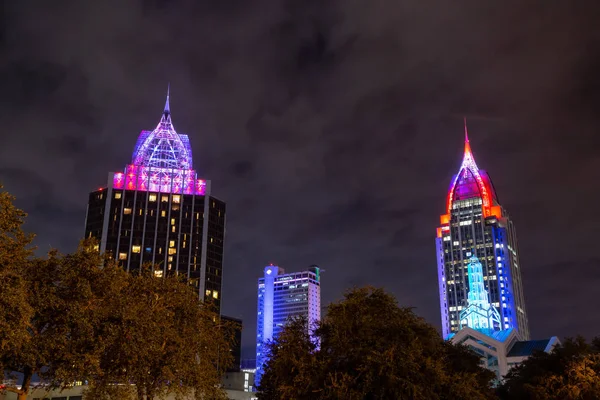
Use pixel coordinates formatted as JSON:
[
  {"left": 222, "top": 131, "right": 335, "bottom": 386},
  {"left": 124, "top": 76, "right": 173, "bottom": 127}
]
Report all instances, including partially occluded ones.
[{"left": 255, "top": 265, "right": 321, "bottom": 386}]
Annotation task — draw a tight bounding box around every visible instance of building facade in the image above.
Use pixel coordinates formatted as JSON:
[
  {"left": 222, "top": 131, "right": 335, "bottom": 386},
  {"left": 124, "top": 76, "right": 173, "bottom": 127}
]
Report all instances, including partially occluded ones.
[
  {"left": 84, "top": 92, "right": 226, "bottom": 311},
  {"left": 255, "top": 265, "right": 321, "bottom": 386},
  {"left": 436, "top": 125, "right": 529, "bottom": 340}
]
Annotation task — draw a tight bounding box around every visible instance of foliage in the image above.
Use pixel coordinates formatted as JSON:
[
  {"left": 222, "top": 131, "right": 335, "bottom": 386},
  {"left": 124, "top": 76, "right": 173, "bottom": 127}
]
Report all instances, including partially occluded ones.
[
  {"left": 258, "top": 286, "right": 497, "bottom": 400},
  {"left": 1, "top": 238, "right": 127, "bottom": 400},
  {"left": 0, "top": 186, "right": 34, "bottom": 374},
  {"left": 498, "top": 336, "right": 600, "bottom": 400},
  {"left": 85, "top": 266, "right": 233, "bottom": 400}
]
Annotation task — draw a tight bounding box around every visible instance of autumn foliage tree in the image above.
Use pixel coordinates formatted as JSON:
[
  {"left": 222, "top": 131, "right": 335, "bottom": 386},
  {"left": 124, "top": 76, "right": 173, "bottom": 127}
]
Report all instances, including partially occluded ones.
[
  {"left": 86, "top": 267, "right": 233, "bottom": 400},
  {"left": 258, "top": 287, "right": 497, "bottom": 400}
]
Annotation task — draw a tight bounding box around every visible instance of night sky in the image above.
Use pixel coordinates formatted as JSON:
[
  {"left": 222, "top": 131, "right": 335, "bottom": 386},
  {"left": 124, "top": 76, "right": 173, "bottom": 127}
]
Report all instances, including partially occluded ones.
[{"left": 1, "top": 1, "right": 600, "bottom": 359}]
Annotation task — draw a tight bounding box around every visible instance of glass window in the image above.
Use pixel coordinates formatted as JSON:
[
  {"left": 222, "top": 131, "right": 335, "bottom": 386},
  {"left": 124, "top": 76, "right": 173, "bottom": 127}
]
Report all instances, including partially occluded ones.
[
  {"left": 114, "top": 192, "right": 122, "bottom": 199},
  {"left": 149, "top": 194, "right": 157, "bottom": 202},
  {"left": 119, "top": 253, "right": 127, "bottom": 260},
  {"left": 123, "top": 208, "right": 132, "bottom": 215},
  {"left": 172, "top": 195, "right": 181, "bottom": 204},
  {"left": 132, "top": 245, "right": 141, "bottom": 253}
]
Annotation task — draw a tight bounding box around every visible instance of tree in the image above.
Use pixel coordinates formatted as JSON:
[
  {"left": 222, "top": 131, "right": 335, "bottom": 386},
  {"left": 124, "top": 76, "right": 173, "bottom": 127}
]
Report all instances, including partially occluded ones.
[
  {"left": 0, "top": 186, "right": 34, "bottom": 373},
  {"left": 498, "top": 337, "right": 600, "bottom": 400},
  {"left": 258, "top": 286, "right": 496, "bottom": 400},
  {"left": 1, "top": 238, "right": 128, "bottom": 400},
  {"left": 86, "top": 267, "right": 233, "bottom": 400}
]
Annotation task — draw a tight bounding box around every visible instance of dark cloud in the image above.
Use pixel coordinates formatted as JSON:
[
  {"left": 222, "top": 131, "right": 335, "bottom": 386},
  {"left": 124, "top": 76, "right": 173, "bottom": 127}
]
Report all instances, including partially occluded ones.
[{"left": 1, "top": 0, "right": 599, "bottom": 360}]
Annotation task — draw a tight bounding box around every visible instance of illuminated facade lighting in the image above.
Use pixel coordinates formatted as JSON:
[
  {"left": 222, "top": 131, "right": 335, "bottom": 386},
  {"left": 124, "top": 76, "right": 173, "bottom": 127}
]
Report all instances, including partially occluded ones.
[
  {"left": 436, "top": 120, "right": 529, "bottom": 340},
  {"left": 84, "top": 89, "right": 225, "bottom": 310},
  {"left": 255, "top": 265, "right": 321, "bottom": 386}
]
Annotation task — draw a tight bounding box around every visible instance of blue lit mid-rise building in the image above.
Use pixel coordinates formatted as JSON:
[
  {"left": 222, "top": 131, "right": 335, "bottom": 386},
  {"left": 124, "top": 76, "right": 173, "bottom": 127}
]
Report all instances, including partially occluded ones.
[
  {"left": 436, "top": 123, "right": 529, "bottom": 340},
  {"left": 255, "top": 265, "right": 321, "bottom": 386}
]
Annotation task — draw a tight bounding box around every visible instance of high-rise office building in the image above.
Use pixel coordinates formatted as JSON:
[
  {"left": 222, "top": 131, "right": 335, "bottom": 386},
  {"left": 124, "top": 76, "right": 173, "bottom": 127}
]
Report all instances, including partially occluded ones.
[
  {"left": 436, "top": 123, "right": 529, "bottom": 340},
  {"left": 255, "top": 265, "right": 321, "bottom": 386},
  {"left": 84, "top": 91, "right": 226, "bottom": 311}
]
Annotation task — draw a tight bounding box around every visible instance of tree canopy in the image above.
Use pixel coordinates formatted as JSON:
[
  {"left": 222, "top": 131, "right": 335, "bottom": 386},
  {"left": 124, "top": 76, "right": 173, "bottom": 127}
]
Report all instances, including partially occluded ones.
[
  {"left": 258, "top": 286, "right": 497, "bottom": 400},
  {"left": 0, "top": 186, "right": 232, "bottom": 400},
  {"left": 499, "top": 336, "right": 600, "bottom": 400}
]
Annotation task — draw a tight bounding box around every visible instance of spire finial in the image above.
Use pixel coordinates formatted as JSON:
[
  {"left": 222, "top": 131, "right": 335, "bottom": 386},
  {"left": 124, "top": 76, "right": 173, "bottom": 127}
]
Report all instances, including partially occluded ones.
[
  {"left": 164, "top": 84, "right": 171, "bottom": 115},
  {"left": 464, "top": 116, "right": 469, "bottom": 143}
]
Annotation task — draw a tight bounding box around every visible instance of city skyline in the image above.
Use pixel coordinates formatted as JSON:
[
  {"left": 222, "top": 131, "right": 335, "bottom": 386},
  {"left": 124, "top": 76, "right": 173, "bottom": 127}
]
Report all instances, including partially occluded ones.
[{"left": 1, "top": 1, "right": 599, "bottom": 362}]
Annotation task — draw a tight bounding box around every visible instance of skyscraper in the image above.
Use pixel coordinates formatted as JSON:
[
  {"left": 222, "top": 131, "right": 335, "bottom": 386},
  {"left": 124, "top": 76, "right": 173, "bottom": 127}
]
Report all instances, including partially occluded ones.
[
  {"left": 436, "top": 123, "right": 529, "bottom": 340},
  {"left": 84, "top": 90, "right": 226, "bottom": 311},
  {"left": 255, "top": 265, "right": 321, "bottom": 386}
]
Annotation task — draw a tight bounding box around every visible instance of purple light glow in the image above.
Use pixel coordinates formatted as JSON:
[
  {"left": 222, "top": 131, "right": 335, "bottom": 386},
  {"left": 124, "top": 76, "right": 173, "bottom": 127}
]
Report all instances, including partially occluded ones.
[{"left": 112, "top": 92, "right": 206, "bottom": 196}]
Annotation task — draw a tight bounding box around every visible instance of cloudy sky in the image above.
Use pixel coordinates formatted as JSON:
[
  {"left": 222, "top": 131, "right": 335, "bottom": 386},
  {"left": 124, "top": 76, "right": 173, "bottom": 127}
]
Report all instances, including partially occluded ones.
[{"left": 1, "top": 0, "right": 600, "bottom": 358}]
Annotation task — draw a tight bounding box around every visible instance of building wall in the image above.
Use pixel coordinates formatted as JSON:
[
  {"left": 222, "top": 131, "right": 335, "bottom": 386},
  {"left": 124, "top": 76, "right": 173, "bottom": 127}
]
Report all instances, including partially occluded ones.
[
  {"left": 84, "top": 184, "right": 226, "bottom": 311},
  {"left": 438, "top": 200, "right": 529, "bottom": 340}
]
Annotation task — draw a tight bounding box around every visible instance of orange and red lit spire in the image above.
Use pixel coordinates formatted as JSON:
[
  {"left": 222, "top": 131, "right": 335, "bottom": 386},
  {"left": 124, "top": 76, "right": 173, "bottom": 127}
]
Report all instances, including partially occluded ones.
[{"left": 444, "top": 119, "right": 497, "bottom": 218}]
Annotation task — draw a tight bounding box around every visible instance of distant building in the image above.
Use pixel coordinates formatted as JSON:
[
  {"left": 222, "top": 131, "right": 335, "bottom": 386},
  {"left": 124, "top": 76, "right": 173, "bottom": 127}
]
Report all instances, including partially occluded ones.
[
  {"left": 436, "top": 123, "right": 529, "bottom": 340},
  {"left": 255, "top": 265, "right": 321, "bottom": 386},
  {"left": 84, "top": 90, "right": 225, "bottom": 311},
  {"left": 221, "top": 315, "right": 243, "bottom": 372}
]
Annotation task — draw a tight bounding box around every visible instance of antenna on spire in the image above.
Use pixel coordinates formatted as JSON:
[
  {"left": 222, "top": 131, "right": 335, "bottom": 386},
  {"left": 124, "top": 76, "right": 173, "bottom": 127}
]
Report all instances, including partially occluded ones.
[
  {"left": 164, "top": 83, "right": 171, "bottom": 115},
  {"left": 464, "top": 116, "right": 469, "bottom": 143}
]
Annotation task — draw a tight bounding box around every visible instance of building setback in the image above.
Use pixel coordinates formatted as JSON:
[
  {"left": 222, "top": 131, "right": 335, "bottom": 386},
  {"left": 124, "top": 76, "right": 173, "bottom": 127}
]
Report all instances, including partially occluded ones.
[
  {"left": 255, "top": 265, "right": 321, "bottom": 386},
  {"left": 84, "top": 91, "right": 225, "bottom": 311}
]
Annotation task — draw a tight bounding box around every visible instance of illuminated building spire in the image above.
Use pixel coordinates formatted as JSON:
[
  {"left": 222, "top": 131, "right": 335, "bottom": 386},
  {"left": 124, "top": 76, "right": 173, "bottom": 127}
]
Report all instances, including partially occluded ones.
[
  {"left": 111, "top": 88, "right": 205, "bottom": 195},
  {"left": 164, "top": 84, "right": 171, "bottom": 116},
  {"left": 445, "top": 121, "right": 497, "bottom": 217}
]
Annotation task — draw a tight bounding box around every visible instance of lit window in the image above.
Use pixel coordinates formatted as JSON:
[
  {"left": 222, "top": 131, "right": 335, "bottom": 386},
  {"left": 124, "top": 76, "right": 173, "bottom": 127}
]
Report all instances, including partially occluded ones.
[
  {"left": 93, "top": 244, "right": 100, "bottom": 251},
  {"left": 132, "top": 245, "right": 141, "bottom": 253},
  {"left": 171, "top": 218, "right": 175, "bottom": 225},
  {"left": 206, "top": 290, "right": 211, "bottom": 297},
  {"left": 114, "top": 192, "right": 122, "bottom": 199},
  {"left": 161, "top": 195, "right": 169, "bottom": 202},
  {"left": 161, "top": 210, "right": 166, "bottom": 217},
  {"left": 149, "top": 194, "right": 157, "bottom": 202},
  {"left": 172, "top": 195, "right": 181, "bottom": 204},
  {"left": 169, "top": 240, "right": 175, "bottom": 248},
  {"left": 168, "top": 256, "right": 173, "bottom": 262},
  {"left": 154, "top": 270, "right": 163, "bottom": 278},
  {"left": 212, "top": 291, "right": 219, "bottom": 299},
  {"left": 171, "top": 226, "right": 176, "bottom": 232},
  {"left": 168, "top": 248, "right": 176, "bottom": 255},
  {"left": 119, "top": 253, "right": 127, "bottom": 260},
  {"left": 124, "top": 208, "right": 132, "bottom": 215}
]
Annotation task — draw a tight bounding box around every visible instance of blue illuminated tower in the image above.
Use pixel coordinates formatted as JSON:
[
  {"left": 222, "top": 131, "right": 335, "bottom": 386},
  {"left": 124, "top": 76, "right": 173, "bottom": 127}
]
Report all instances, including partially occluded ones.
[
  {"left": 84, "top": 90, "right": 226, "bottom": 312},
  {"left": 436, "top": 122, "right": 529, "bottom": 340},
  {"left": 255, "top": 265, "right": 321, "bottom": 387}
]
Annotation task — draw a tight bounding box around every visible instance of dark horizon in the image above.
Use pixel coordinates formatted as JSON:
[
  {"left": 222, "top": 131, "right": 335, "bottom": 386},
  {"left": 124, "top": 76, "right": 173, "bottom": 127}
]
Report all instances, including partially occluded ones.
[{"left": 1, "top": 1, "right": 599, "bottom": 360}]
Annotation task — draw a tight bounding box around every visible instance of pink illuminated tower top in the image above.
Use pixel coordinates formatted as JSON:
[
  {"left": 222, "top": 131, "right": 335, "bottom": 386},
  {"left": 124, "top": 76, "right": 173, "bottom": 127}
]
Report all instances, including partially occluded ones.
[
  {"left": 112, "top": 89, "right": 206, "bottom": 195},
  {"left": 445, "top": 119, "right": 498, "bottom": 218}
]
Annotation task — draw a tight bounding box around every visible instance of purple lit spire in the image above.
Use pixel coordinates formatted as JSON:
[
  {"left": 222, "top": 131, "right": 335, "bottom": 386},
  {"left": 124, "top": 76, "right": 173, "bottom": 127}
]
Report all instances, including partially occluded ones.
[{"left": 112, "top": 88, "right": 205, "bottom": 195}]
